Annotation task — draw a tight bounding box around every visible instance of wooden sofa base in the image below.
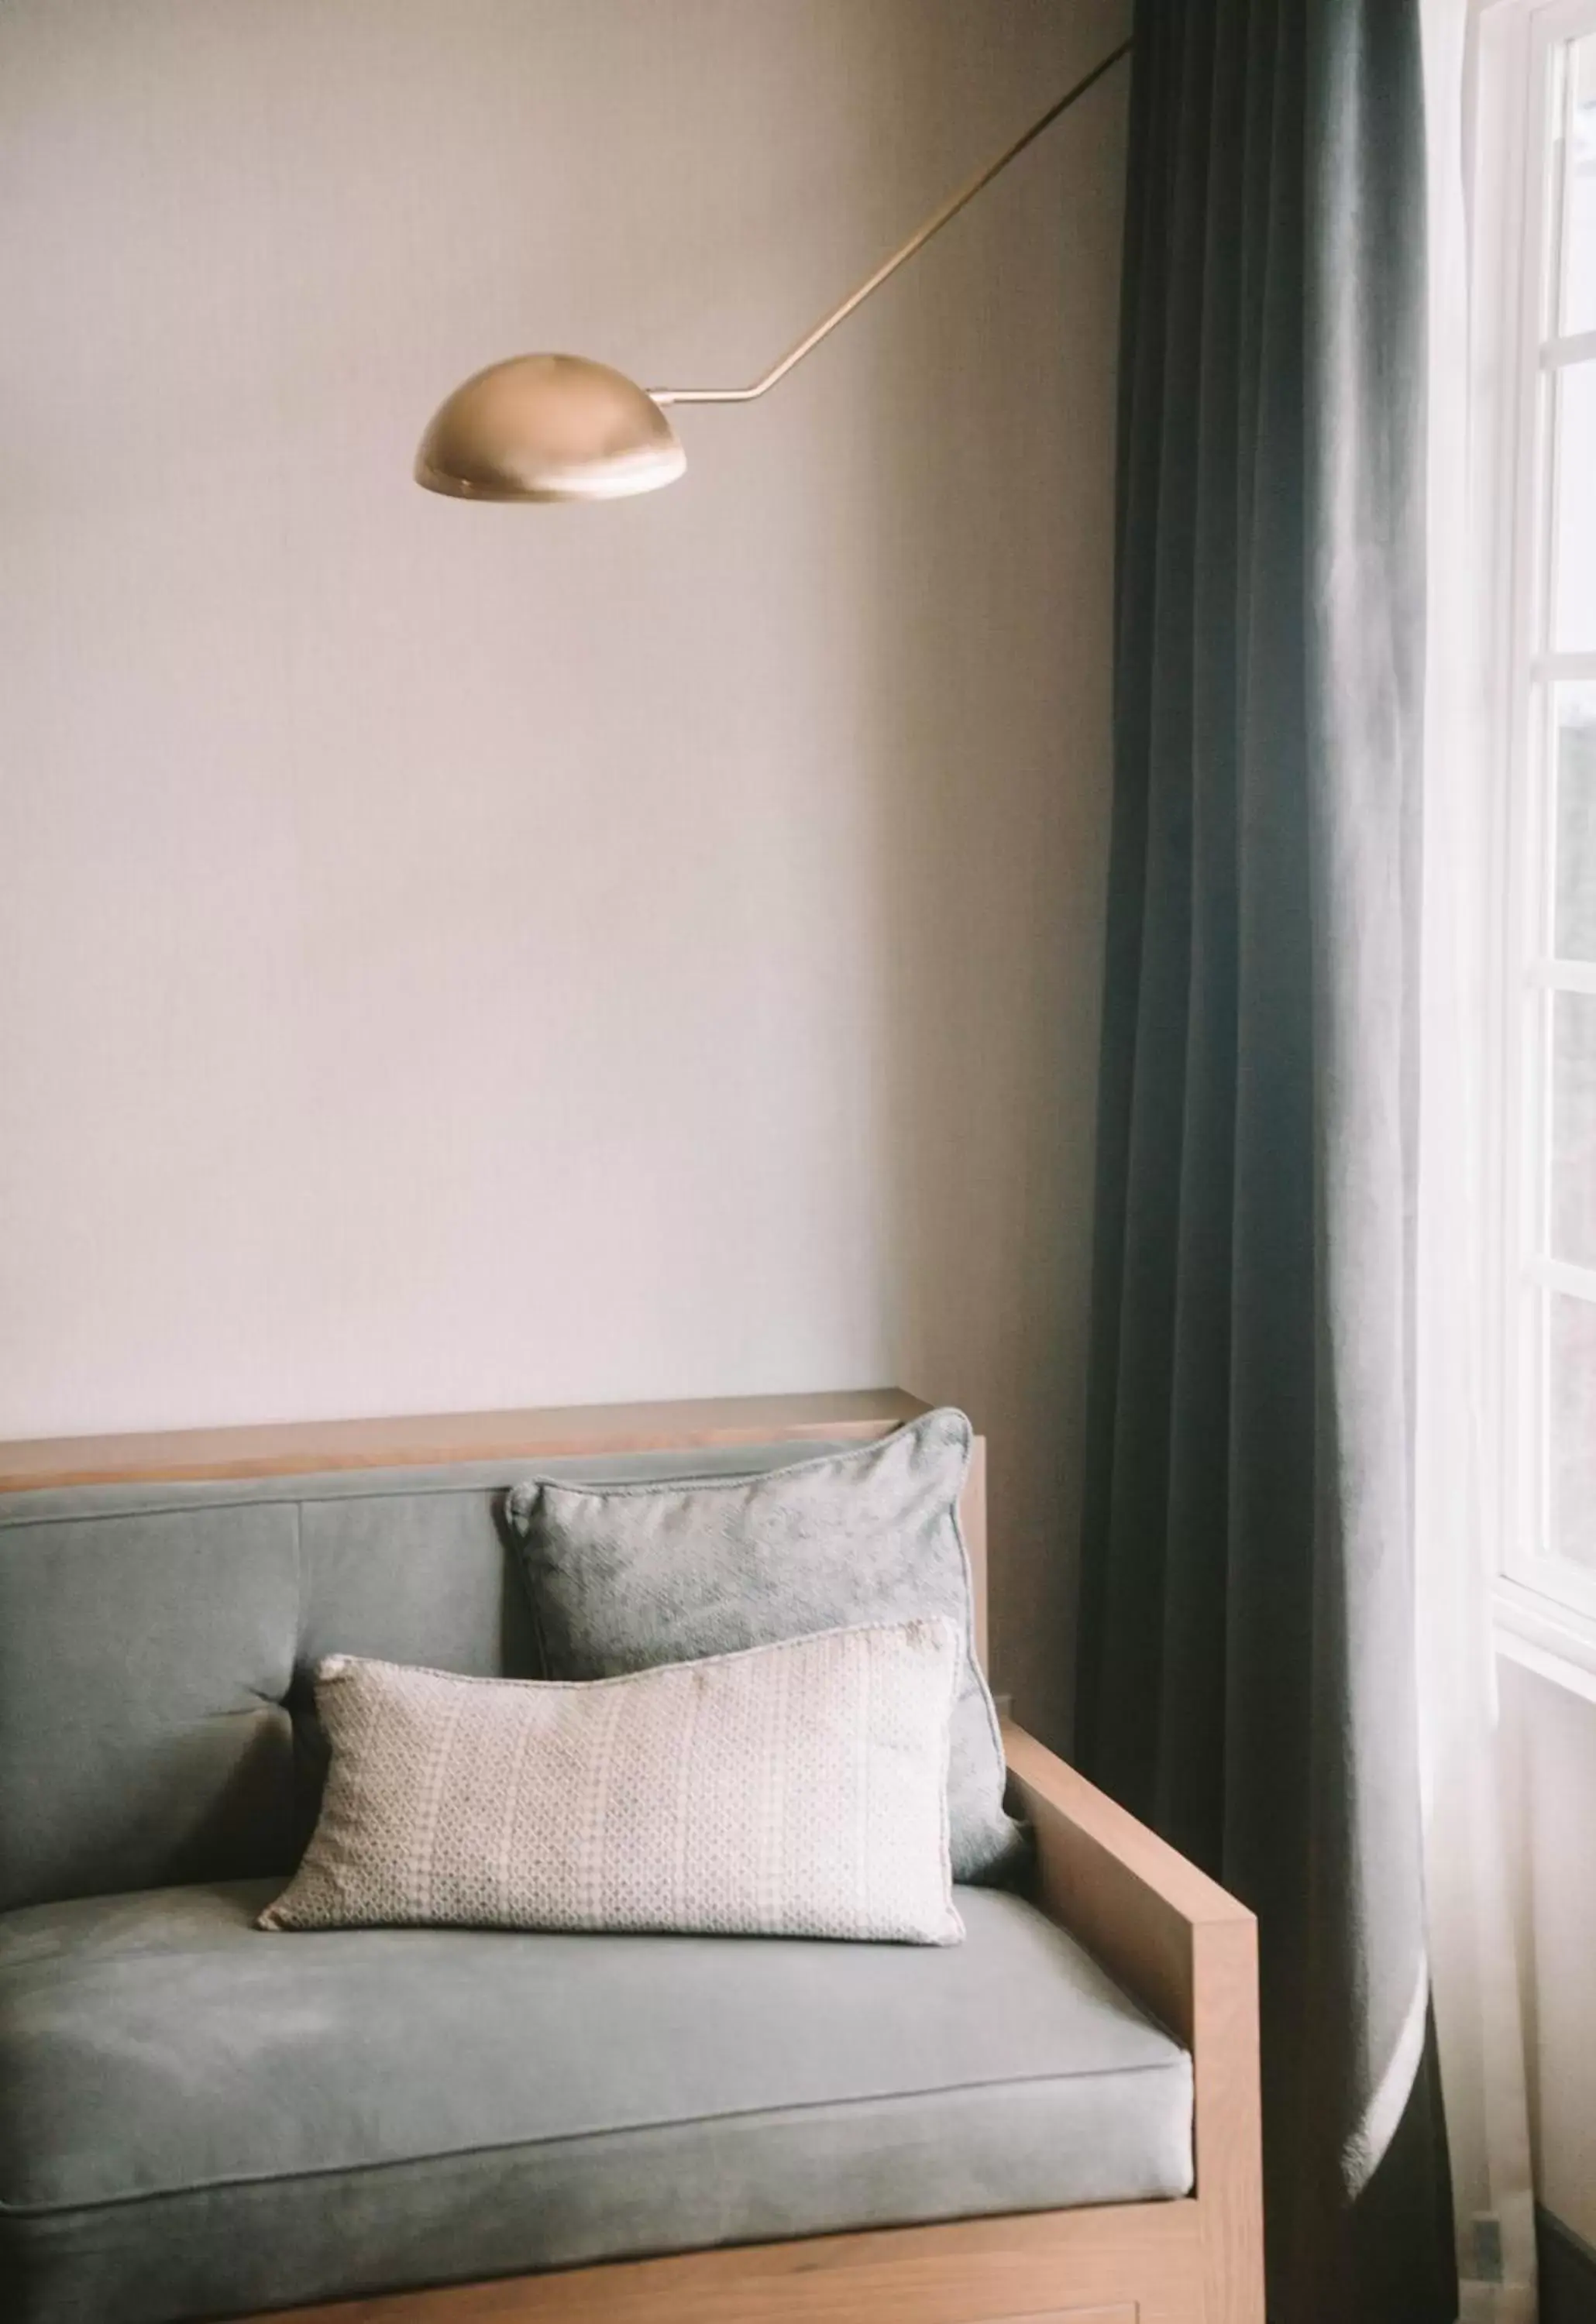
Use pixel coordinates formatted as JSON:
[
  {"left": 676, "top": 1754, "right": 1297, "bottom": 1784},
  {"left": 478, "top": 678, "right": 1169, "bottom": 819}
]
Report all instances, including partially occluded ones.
[{"left": 261, "top": 2199, "right": 1210, "bottom": 2324}]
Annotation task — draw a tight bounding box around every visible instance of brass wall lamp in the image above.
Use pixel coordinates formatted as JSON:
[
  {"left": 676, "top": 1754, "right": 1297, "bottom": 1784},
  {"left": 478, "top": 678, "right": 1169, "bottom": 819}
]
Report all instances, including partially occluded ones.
[{"left": 414, "top": 39, "right": 1130, "bottom": 504}]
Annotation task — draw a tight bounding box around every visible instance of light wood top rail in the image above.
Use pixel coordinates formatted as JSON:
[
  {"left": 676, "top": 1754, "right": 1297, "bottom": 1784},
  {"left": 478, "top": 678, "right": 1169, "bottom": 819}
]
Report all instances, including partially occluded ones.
[{"left": 0, "top": 1388, "right": 931, "bottom": 1494}]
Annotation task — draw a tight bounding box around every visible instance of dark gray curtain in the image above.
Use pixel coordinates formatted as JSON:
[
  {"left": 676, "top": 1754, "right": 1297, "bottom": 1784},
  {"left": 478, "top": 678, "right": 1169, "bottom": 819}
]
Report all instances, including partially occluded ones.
[{"left": 1075, "top": 4, "right": 1457, "bottom": 2320}]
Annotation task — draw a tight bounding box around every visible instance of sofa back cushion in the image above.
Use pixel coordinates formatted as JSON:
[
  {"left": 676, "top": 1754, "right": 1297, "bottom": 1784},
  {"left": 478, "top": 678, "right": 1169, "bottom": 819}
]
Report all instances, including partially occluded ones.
[{"left": 0, "top": 1444, "right": 841, "bottom": 1913}]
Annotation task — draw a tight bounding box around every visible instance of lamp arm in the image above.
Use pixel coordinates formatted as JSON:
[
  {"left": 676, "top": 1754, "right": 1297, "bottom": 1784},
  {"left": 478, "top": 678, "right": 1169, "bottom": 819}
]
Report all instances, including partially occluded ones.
[{"left": 646, "top": 37, "right": 1130, "bottom": 408}]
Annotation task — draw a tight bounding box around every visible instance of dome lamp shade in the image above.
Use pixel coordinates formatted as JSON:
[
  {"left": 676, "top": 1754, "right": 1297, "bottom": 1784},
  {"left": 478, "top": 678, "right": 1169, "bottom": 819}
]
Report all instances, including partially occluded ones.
[{"left": 414, "top": 354, "right": 686, "bottom": 503}]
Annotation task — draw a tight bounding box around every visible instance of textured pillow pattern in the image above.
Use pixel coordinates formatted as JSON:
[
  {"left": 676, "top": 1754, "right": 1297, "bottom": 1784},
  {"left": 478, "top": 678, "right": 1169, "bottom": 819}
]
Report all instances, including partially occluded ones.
[
  {"left": 504, "top": 1408, "right": 1023, "bottom": 1885},
  {"left": 259, "top": 1621, "right": 964, "bottom": 1944}
]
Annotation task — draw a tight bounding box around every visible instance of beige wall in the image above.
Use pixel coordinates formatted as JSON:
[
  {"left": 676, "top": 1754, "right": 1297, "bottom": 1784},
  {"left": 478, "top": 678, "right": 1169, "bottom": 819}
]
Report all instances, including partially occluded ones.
[{"left": 0, "top": 0, "right": 1127, "bottom": 1742}]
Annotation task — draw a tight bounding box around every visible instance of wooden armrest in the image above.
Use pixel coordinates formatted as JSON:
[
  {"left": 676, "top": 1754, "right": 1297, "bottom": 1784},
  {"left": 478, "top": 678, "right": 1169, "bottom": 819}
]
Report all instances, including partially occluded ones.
[
  {"left": 1002, "top": 1721, "right": 1264, "bottom": 2321},
  {"left": 1001, "top": 1719, "right": 1251, "bottom": 2045}
]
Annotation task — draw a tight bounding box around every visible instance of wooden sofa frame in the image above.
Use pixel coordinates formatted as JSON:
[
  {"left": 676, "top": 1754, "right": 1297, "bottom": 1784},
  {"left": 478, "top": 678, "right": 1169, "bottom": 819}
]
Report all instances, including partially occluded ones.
[{"left": 1, "top": 1389, "right": 1264, "bottom": 2324}]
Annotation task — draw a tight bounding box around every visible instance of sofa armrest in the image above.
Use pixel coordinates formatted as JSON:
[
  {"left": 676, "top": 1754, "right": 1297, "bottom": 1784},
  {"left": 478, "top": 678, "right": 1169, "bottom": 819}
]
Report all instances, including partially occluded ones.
[
  {"left": 1000, "top": 1719, "right": 1248, "bottom": 2044},
  {"left": 1002, "top": 1720, "right": 1265, "bottom": 2323}
]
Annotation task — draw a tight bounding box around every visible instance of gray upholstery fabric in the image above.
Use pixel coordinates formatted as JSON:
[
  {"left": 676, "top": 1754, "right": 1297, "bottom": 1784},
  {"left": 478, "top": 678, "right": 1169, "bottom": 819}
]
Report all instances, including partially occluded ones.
[
  {"left": 0, "top": 1880, "right": 1192, "bottom": 2324},
  {"left": 0, "top": 1441, "right": 848, "bottom": 1913},
  {"left": 0, "top": 1501, "right": 301, "bottom": 1911},
  {"left": 507, "top": 1409, "right": 1023, "bottom": 1883}
]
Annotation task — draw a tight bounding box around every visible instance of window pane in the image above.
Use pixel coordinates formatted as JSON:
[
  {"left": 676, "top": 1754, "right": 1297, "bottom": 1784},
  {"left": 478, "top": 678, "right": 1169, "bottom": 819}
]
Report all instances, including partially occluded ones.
[
  {"left": 1553, "top": 682, "right": 1596, "bottom": 959},
  {"left": 1549, "top": 1290, "right": 1596, "bottom": 1567},
  {"left": 1557, "top": 32, "right": 1596, "bottom": 337},
  {"left": 1551, "top": 361, "right": 1596, "bottom": 651},
  {"left": 1553, "top": 993, "right": 1596, "bottom": 1266}
]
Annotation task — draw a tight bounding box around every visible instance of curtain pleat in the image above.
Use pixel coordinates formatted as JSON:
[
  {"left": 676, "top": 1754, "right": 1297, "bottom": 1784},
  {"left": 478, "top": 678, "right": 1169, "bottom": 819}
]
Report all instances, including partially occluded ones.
[{"left": 1077, "top": 4, "right": 1458, "bottom": 2317}]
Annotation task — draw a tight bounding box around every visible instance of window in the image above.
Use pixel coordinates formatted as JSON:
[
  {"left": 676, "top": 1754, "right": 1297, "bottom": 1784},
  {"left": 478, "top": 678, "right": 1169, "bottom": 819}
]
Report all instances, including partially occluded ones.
[{"left": 1487, "top": 0, "right": 1596, "bottom": 1679}]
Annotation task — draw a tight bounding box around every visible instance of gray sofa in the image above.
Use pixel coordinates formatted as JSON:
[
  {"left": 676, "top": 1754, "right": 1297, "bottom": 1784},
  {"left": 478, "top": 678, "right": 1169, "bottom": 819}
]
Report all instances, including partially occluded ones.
[{"left": 0, "top": 1430, "right": 1199, "bottom": 2324}]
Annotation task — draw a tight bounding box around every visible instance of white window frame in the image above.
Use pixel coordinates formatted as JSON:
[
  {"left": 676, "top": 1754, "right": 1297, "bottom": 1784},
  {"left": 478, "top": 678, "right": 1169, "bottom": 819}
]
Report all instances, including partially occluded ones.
[{"left": 1479, "top": 0, "right": 1596, "bottom": 1699}]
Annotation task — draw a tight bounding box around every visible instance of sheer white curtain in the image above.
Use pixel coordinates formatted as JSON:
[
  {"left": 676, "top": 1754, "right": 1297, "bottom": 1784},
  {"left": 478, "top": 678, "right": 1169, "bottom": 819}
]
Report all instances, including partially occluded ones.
[{"left": 1416, "top": 5, "right": 1538, "bottom": 2319}]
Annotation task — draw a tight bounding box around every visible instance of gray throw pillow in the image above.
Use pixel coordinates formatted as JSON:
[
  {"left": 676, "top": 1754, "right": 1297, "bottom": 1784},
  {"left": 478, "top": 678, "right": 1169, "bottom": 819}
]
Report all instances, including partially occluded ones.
[{"left": 504, "top": 1408, "right": 1024, "bottom": 1885}]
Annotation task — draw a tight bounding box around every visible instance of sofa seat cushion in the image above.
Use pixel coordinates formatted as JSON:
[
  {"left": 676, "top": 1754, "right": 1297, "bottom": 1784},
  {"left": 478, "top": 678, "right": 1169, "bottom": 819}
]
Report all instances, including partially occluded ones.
[{"left": 0, "top": 1879, "right": 1194, "bottom": 2324}]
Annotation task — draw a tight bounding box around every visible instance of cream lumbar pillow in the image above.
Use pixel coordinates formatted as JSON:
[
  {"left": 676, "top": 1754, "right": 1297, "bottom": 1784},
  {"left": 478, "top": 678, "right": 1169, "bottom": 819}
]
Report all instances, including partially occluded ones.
[{"left": 259, "top": 1618, "right": 964, "bottom": 1945}]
